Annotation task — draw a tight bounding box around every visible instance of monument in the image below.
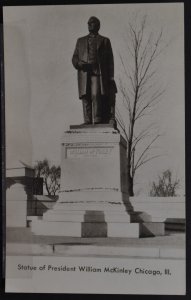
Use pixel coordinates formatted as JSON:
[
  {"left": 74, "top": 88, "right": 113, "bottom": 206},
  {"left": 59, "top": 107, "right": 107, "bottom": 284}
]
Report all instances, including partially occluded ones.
[
  {"left": 72, "top": 16, "right": 117, "bottom": 126},
  {"left": 32, "top": 17, "right": 164, "bottom": 237}
]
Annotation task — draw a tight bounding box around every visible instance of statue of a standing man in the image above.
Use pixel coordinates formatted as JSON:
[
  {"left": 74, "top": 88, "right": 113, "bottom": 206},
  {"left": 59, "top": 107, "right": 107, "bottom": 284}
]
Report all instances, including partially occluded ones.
[{"left": 72, "top": 16, "right": 117, "bottom": 125}]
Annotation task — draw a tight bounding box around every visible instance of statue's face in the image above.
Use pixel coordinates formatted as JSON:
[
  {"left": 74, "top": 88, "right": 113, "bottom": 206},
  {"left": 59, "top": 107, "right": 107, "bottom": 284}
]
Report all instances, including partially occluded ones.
[{"left": 88, "top": 18, "right": 99, "bottom": 34}]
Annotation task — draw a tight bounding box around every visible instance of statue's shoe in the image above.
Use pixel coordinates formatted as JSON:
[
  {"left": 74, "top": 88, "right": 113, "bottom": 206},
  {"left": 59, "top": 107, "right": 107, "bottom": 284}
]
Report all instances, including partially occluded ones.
[
  {"left": 83, "top": 121, "right": 92, "bottom": 125},
  {"left": 94, "top": 118, "right": 102, "bottom": 124}
]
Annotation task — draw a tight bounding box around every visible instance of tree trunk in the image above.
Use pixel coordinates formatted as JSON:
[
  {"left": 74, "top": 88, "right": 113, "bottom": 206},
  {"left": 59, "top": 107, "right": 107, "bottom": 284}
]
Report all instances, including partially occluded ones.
[{"left": 127, "top": 168, "right": 134, "bottom": 196}]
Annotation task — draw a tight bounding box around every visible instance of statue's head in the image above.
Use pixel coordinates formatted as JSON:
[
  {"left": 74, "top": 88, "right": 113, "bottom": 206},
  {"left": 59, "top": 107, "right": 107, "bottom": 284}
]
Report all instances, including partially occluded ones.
[{"left": 88, "top": 16, "right": 100, "bottom": 34}]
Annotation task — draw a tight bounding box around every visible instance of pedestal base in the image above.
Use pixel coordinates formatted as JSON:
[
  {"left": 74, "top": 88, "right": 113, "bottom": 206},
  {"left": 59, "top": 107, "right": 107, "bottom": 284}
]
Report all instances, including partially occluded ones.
[
  {"left": 31, "top": 125, "right": 165, "bottom": 238},
  {"left": 32, "top": 219, "right": 142, "bottom": 238},
  {"left": 31, "top": 219, "right": 164, "bottom": 237},
  {"left": 31, "top": 207, "right": 165, "bottom": 238}
]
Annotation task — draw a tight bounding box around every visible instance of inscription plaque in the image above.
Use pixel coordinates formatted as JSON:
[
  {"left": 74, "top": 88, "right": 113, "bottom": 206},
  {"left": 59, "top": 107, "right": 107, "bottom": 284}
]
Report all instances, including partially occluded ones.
[{"left": 67, "top": 147, "right": 113, "bottom": 158}]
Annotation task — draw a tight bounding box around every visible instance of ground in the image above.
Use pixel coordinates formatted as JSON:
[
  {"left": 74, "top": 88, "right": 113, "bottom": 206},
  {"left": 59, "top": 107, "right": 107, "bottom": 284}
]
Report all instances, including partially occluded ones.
[{"left": 6, "top": 227, "right": 185, "bottom": 259}]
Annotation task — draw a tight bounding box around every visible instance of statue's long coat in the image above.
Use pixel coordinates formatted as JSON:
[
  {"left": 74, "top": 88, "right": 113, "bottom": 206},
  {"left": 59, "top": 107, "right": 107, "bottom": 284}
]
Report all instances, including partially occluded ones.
[{"left": 72, "top": 34, "right": 115, "bottom": 99}]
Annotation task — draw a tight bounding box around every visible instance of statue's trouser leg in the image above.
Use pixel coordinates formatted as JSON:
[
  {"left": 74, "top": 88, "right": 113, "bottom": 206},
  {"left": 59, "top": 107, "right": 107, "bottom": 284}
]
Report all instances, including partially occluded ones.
[
  {"left": 110, "top": 98, "right": 116, "bottom": 120},
  {"left": 82, "top": 98, "right": 92, "bottom": 124},
  {"left": 81, "top": 73, "right": 92, "bottom": 123},
  {"left": 91, "top": 75, "right": 102, "bottom": 123},
  {"left": 108, "top": 94, "right": 116, "bottom": 126},
  {"left": 101, "top": 96, "right": 110, "bottom": 123}
]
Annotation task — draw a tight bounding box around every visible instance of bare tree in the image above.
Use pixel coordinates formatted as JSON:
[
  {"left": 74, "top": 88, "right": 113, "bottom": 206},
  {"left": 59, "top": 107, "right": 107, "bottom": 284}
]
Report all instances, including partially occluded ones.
[
  {"left": 150, "top": 169, "right": 180, "bottom": 197},
  {"left": 34, "top": 159, "right": 61, "bottom": 196},
  {"left": 117, "top": 15, "right": 166, "bottom": 196}
]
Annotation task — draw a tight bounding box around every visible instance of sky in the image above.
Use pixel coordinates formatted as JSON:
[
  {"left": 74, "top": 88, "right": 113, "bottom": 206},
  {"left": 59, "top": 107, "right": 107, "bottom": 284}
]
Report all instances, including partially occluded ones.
[{"left": 3, "top": 3, "right": 184, "bottom": 195}]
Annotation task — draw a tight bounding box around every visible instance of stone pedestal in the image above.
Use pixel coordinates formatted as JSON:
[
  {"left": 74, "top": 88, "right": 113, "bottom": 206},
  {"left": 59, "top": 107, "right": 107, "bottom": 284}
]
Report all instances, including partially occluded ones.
[{"left": 32, "top": 125, "right": 164, "bottom": 237}]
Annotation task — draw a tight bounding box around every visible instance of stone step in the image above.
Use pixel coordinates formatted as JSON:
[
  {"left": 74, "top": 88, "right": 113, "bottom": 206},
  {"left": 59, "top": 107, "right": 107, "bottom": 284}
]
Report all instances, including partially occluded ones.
[
  {"left": 31, "top": 219, "right": 140, "bottom": 237},
  {"left": 31, "top": 218, "right": 164, "bottom": 238},
  {"left": 43, "top": 211, "right": 132, "bottom": 222},
  {"left": 44, "top": 209, "right": 166, "bottom": 223}
]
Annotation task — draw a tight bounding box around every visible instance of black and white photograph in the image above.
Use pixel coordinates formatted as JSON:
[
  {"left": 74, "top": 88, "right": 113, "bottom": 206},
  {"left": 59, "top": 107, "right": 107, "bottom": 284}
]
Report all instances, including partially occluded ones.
[{"left": 3, "top": 3, "right": 185, "bottom": 294}]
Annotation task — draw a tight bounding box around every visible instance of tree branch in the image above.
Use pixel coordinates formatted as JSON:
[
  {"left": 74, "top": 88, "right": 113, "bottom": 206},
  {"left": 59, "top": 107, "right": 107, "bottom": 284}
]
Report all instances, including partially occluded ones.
[{"left": 134, "top": 134, "right": 161, "bottom": 171}]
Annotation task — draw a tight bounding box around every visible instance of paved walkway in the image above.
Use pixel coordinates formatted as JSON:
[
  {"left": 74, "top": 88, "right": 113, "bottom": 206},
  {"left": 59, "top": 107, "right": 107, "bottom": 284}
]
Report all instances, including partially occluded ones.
[
  {"left": 6, "top": 228, "right": 185, "bottom": 258},
  {"left": 6, "top": 227, "right": 184, "bottom": 247}
]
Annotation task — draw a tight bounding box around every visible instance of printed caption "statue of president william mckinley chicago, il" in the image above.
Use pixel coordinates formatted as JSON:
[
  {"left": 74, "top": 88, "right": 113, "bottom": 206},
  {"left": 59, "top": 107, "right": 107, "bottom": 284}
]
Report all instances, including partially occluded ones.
[{"left": 72, "top": 16, "right": 117, "bottom": 125}]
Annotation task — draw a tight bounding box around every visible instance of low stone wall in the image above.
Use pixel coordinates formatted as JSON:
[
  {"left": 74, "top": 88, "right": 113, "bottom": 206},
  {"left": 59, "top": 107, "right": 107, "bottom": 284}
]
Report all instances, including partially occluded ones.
[
  {"left": 129, "top": 196, "right": 185, "bottom": 230},
  {"left": 129, "top": 196, "right": 185, "bottom": 220}
]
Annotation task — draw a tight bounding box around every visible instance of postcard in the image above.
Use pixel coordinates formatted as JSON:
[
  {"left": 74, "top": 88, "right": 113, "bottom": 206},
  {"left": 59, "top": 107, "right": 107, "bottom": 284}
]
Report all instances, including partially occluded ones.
[{"left": 3, "top": 3, "right": 185, "bottom": 294}]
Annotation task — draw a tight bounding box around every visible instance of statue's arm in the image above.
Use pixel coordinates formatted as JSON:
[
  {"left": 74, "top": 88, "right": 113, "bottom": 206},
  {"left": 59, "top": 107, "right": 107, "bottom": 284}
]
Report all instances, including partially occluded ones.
[{"left": 72, "top": 39, "right": 80, "bottom": 70}]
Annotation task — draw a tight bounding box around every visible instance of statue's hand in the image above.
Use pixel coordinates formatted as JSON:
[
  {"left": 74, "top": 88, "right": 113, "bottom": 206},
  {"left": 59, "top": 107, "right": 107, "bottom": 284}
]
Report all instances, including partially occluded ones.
[
  {"left": 78, "top": 61, "right": 89, "bottom": 71},
  {"left": 78, "top": 61, "right": 85, "bottom": 70}
]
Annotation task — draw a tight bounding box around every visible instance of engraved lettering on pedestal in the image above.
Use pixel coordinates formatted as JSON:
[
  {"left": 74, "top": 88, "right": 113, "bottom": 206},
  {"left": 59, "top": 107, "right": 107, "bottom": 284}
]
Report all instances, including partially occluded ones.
[{"left": 66, "top": 147, "right": 113, "bottom": 158}]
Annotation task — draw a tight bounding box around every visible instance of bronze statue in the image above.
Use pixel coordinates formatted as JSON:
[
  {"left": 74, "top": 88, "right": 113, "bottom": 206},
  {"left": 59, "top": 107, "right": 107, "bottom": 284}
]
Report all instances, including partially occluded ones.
[{"left": 72, "top": 16, "right": 117, "bottom": 125}]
